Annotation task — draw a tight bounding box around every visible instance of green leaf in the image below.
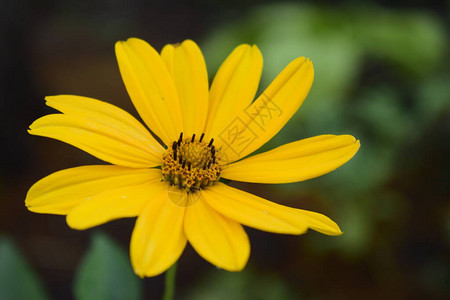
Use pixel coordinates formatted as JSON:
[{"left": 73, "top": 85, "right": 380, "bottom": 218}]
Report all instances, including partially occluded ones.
[
  {"left": 74, "top": 232, "right": 142, "bottom": 300},
  {"left": 0, "top": 236, "right": 49, "bottom": 300}
]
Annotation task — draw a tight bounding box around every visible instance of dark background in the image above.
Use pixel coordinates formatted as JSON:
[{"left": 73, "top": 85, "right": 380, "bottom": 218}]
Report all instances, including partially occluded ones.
[{"left": 1, "top": 0, "right": 449, "bottom": 299}]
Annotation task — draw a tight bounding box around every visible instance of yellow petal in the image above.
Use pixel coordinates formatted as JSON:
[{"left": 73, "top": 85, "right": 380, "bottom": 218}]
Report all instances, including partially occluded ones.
[
  {"left": 26, "top": 166, "right": 162, "bottom": 215},
  {"left": 161, "top": 40, "right": 209, "bottom": 136},
  {"left": 184, "top": 194, "right": 250, "bottom": 271},
  {"left": 115, "top": 38, "right": 183, "bottom": 145},
  {"left": 67, "top": 180, "right": 166, "bottom": 230},
  {"left": 46, "top": 94, "right": 163, "bottom": 161},
  {"left": 203, "top": 183, "right": 342, "bottom": 236},
  {"left": 217, "top": 57, "right": 313, "bottom": 164},
  {"left": 45, "top": 95, "right": 162, "bottom": 150},
  {"left": 291, "top": 209, "right": 343, "bottom": 236},
  {"left": 221, "top": 135, "right": 360, "bottom": 183},
  {"left": 160, "top": 43, "right": 175, "bottom": 75},
  {"left": 29, "top": 113, "right": 159, "bottom": 168},
  {"left": 130, "top": 184, "right": 186, "bottom": 277},
  {"left": 205, "top": 44, "right": 263, "bottom": 141}
]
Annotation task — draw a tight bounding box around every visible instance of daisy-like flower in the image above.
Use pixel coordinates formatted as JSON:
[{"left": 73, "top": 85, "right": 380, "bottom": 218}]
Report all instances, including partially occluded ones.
[{"left": 26, "top": 38, "right": 360, "bottom": 277}]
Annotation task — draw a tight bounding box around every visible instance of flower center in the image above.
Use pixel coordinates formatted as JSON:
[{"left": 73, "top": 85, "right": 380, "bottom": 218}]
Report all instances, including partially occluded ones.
[{"left": 162, "top": 133, "right": 222, "bottom": 192}]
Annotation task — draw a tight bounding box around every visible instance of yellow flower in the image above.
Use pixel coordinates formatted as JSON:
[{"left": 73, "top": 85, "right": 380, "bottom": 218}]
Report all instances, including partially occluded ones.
[{"left": 26, "top": 38, "right": 360, "bottom": 277}]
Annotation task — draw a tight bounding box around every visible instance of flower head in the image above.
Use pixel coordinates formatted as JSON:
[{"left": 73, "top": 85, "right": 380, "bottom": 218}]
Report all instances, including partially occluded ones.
[{"left": 26, "top": 38, "right": 360, "bottom": 277}]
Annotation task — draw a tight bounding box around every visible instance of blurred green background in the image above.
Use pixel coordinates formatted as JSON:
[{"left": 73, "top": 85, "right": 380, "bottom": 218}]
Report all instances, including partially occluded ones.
[{"left": 1, "top": 0, "right": 448, "bottom": 299}]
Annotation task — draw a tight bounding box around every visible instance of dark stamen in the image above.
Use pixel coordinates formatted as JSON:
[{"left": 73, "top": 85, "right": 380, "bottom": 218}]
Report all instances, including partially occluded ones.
[
  {"left": 191, "top": 134, "right": 196, "bottom": 142},
  {"left": 177, "top": 132, "right": 183, "bottom": 145},
  {"left": 199, "top": 133, "right": 205, "bottom": 142},
  {"left": 182, "top": 161, "right": 186, "bottom": 169},
  {"left": 187, "top": 163, "right": 191, "bottom": 171},
  {"left": 208, "top": 138, "right": 214, "bottom": 147},
  {"left": 212, "top": 156, "right": 216, "bottom": 164},
  {"left": 178, "top": 156, "right": 182, "bottom": 164},
  {"left": 172, "top": 142, "right": 177, "bottom": 160}
]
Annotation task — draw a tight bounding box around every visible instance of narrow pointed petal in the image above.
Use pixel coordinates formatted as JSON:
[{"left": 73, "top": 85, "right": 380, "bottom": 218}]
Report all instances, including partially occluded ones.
[
  {"left": 26, "top": 166, "right": 162, "bottom": 215},
  {"left": 67, "top": 180, "right": 166, "bottom": 230},
  {"left": 41, "top": 95, "right": 163, "bottom": 164},
  {"left": 161, "top": 40, "right": 209, "bottom": 136},
  {"left": 184, "top": 195, "right": 250, "bottom": 271},
  {"left": 291, "top": 209, "right": 344, "bottom": 236},
  {"left": 115, "top": 38, "right": 183, "bottom": 145},
  {"left": 160, "top": 43, "right": 175, "bottom": 74},
  {"left": 203, "top": 183, "right": 342, "bottom": 236},
  {"left": 218, "top": 58, "right": 314, "bottom": 164},
  {"left": 205, "top": 44, "right": 263, "bottom": 141},
  {"left": 222, "top": 135, "right": 360, "bottom": 183},
  {"left": 130, "top": 185, "right": 186, "bottom": 277},
  {"left": 29, "top": 113, "right": 159, "bottom": 168}
]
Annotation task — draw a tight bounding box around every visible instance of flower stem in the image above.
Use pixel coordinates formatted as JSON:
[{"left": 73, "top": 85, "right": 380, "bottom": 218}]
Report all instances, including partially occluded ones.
[{"left": 163, "top": 262, "right": 177, "bottom": 300}]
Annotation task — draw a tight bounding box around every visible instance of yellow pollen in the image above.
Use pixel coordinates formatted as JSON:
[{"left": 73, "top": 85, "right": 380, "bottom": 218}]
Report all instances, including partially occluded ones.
[{"left": 162, "top": 133, "right": 222, "bottom": 192}]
